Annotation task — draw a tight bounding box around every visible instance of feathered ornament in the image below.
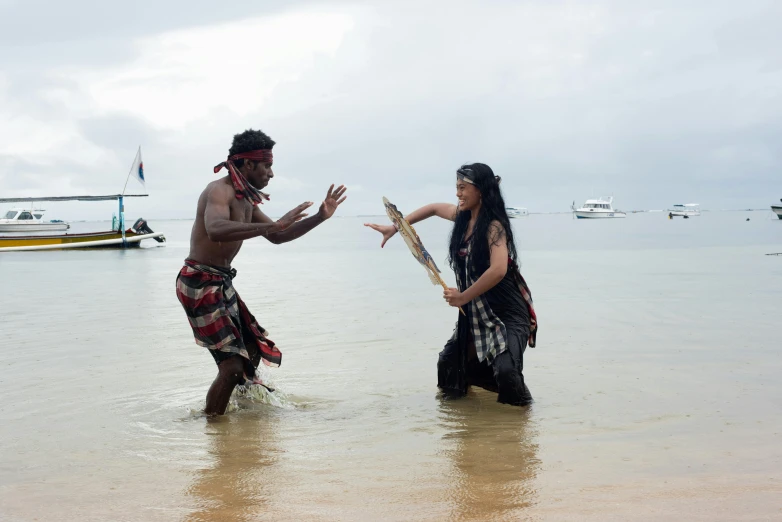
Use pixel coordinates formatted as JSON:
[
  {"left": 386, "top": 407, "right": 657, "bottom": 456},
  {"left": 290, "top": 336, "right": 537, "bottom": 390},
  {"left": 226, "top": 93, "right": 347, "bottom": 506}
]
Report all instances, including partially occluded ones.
[{"left": 383, "top": 197, "right": 465, "bottom": 315}]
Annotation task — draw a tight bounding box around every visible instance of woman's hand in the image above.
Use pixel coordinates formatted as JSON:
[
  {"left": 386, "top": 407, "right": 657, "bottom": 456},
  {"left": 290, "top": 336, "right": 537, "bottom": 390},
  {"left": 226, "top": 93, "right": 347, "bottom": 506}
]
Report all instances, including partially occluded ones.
[
  {"left": 443, "top": 287, "right": 468, "bottom": 307},
  {"left": 363, "top": 222, "right": 397, "bottom": 247}
]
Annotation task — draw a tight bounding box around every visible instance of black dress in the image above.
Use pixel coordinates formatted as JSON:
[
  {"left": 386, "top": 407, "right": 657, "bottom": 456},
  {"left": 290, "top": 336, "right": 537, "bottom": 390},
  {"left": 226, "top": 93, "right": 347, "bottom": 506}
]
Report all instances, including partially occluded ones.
[{"left": 437, "top": 238, "right": 533, "bottom": 406}]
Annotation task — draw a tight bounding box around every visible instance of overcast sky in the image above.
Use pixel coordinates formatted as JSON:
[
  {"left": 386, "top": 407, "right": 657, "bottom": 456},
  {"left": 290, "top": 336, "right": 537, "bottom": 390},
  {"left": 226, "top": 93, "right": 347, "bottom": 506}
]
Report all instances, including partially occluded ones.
[{"left": 1, "top": 0, "right": 781, "bottom": 220}]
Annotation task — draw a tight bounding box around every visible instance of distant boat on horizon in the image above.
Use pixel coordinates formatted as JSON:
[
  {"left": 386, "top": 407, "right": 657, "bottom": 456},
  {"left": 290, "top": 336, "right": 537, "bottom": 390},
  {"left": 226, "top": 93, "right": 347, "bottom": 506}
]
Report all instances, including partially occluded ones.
[
  {"left": 772, "top": 199, "right": 782, "bottom": 220},
  {"left": 572, "top": 196, "right": 626, "bottom": 219},
  {"left": 506, "top": 207, "right": 529, "bottom": 218},
  {"left": 669, "top": 203, "right": 701, "bottom": 219}
]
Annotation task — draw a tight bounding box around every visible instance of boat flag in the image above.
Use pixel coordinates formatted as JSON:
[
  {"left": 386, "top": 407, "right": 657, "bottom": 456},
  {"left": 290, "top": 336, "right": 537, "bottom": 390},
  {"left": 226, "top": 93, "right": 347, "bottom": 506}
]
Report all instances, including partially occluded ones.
[
  {"left": 122, "top": 146, "right": 146, "bottom": 196},
  {"left": 130, "top": 147, "right": 145, "bottom": 187}
]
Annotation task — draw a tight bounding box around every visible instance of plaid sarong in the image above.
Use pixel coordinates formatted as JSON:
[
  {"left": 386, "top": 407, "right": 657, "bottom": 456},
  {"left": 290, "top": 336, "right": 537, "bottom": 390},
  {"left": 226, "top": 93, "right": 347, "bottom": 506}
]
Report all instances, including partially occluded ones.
[
  {"left": 176, "top": 259, "right": 281, "bottom": 369},
  {"left": 452, "top": 240, "right": 539, "bottom": 364}
]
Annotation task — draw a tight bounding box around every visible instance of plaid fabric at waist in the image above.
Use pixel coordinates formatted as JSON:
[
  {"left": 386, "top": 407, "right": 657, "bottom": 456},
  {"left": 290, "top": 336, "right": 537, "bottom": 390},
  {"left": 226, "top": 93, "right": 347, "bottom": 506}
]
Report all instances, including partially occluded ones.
[
  {"left": 454, "top": 240, "right": 539, "bottom": 364},
  {"left": 175, "top": 258, "right": 281, "bottom": 368}
]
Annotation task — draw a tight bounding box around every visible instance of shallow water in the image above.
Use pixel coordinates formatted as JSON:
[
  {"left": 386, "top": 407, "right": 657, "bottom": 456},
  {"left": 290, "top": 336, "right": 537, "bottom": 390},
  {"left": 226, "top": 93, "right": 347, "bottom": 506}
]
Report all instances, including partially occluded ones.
[{"left": 1, "top": 212, "right": 781, "bottom": 520}]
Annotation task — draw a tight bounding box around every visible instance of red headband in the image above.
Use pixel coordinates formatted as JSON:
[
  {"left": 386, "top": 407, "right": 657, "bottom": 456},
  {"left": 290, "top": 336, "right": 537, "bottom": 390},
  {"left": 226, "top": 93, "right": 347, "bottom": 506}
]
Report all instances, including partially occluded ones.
[
  {"left": 227, "top": 150, "right": 273, "bottom": 164},
  {"left": 213, "top": 149, "right": 273, "bottom": 205}
]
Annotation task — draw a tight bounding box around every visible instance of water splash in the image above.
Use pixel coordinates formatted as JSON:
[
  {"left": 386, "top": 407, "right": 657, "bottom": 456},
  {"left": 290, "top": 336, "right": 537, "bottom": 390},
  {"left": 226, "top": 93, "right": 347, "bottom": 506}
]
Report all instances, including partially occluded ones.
[
  {"left": 227, "top": 366, "right": 294, "bottom": 410},
  {"left": 182, "top": 366, "right": 294, "bottom": 417},
  {"left": 229, "top": 383, "right": 293, "bottom": 410}
]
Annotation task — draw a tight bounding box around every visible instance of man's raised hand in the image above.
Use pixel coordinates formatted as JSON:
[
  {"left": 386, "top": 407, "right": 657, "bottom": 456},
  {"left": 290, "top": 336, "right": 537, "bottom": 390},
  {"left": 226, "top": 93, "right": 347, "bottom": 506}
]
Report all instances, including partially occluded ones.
[{"left": 318, "top": 184, "right": 348, "bottom": 219}]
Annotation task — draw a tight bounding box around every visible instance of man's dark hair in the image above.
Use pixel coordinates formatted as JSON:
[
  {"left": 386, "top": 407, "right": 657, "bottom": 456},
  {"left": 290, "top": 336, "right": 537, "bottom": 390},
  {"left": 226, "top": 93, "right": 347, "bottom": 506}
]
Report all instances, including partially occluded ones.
[{"left": 228, "top": 129, "right": 276, "bottom": 167}]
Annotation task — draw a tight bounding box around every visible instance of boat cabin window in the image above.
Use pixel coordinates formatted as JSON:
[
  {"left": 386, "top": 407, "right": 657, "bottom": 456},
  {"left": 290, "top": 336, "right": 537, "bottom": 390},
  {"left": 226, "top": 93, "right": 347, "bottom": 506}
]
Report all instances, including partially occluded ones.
[
  {"left": 33, "top": 213, "right": 43, "bottom": 219},
  {"left": 4, "top": 211, "right": 17, "bottom": 219},
  {"left": 18, "top": 211, "right": 33, "bottom": 220}
]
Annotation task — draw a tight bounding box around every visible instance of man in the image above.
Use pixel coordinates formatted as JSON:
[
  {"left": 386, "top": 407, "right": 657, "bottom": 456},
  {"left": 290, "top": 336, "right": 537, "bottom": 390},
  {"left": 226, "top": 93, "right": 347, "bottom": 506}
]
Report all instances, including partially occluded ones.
[{"left": 176, "top": 129, "right": 347, "bottom": 415}]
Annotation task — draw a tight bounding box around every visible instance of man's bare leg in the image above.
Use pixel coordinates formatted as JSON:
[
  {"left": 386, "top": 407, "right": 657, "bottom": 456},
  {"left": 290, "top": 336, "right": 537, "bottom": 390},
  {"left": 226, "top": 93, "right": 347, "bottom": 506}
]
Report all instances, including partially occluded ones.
[{"left": 205, "top": 355, "right": 245, "bottom": 415}]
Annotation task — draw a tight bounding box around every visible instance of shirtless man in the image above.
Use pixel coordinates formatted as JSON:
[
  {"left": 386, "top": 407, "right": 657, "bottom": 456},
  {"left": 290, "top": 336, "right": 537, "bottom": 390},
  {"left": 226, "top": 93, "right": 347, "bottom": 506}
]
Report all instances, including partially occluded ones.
[{"left": 176, "top": 129, "right": 347, "bottom": 415}]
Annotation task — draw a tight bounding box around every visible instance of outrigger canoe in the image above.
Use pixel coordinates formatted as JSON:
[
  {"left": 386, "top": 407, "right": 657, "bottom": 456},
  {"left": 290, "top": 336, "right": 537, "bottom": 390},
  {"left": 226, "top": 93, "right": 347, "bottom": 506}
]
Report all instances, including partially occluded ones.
[{"left": 0, "top": 195, "right": 165, "bottom": 252}]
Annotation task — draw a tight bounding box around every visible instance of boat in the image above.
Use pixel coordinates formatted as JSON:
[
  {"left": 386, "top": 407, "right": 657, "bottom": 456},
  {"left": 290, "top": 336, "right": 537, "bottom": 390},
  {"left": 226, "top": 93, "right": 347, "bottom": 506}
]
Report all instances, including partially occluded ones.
[
  {"left": 668, "top": 203, "right": 700, "bottom": 219},
  {"left": 0, "top": 195, "right": 165, "bottom": 252},
  {"left": 0, "top": 208, "right": 70, "bottom": 232},
  {"left": 772, "top": 200, "right": 782, "bottom": 220},
  {"left": 572, "top": 196, "right": 626, "bottom": 219},
  {"left": 0, "top": 147, "right": 165, "bottom": 252},
  {"left": 506, "top": 207, "right": 529, "bottom": 218}
]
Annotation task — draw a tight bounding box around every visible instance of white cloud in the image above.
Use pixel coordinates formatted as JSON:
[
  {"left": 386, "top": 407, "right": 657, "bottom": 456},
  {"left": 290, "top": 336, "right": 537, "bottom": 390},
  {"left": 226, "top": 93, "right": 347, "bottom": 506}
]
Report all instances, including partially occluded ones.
[
  {"left": 65, "top": 10, "right": 356, "bottom": 129},
  {"left": 0, "top": 77, "right": 123, "bottom": 198}
]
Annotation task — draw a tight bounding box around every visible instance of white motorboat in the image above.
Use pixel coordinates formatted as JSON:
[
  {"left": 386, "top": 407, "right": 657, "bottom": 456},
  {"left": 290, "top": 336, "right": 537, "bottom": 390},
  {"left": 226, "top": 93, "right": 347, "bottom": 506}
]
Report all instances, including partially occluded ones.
[
  {"left": 771, "top": 199, "right": 782, "bottom": 220},
  {"left": 668, "top": 203, "right": 700, "bottom": 218},
  {"left": 572, "top": 197, "right": 626, "bottom": 219},
  {"left": 0, "top": 208, "right": 70, "bottom": 232},
  {"left": 506, "top": 207, "right": 529, "bottom": 218}
]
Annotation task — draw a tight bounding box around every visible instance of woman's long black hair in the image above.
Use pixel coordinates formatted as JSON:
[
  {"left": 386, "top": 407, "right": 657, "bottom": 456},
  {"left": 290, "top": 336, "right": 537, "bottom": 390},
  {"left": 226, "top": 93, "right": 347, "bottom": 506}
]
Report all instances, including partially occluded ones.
[{"left": 447, "top": 163, "right": 518, "bottom": 276}]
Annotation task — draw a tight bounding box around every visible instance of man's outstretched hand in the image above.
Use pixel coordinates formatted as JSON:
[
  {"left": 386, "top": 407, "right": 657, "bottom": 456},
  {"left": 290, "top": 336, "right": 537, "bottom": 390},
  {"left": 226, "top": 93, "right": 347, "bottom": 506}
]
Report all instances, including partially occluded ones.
[
  {"left": 318, "top": 184, "right": 348, "bottom": 219},
  {"left": 271, "top": 202, "right": 313, "bottom": 234}
]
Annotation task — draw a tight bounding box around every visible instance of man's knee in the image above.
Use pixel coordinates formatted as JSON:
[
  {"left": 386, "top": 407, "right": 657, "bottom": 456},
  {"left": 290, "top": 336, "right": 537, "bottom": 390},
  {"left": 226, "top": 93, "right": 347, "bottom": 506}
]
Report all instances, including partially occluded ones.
[{"left": 218, "top": 355, "right": 246, "bottom": 384}]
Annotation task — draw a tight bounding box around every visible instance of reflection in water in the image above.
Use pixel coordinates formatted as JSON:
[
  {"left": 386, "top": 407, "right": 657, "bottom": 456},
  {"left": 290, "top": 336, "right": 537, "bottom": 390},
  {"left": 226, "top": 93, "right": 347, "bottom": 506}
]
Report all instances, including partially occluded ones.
[
  {"left": 439, "top": 392, "right": 540, "bottom": 521},
  {"left": 186, "top": 407, "right": 281, "bottom": 522}
]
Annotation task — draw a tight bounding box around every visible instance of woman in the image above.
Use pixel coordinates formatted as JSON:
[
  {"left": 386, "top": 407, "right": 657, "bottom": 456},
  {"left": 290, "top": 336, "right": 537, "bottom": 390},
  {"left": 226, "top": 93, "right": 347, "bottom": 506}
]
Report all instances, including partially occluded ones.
[{"left": 365, "top": 163, "right": 537, "bottom": 406}]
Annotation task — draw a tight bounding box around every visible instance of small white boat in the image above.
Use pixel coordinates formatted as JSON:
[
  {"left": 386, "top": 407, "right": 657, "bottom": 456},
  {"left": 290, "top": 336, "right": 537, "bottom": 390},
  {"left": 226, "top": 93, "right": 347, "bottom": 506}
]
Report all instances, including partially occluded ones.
[
  {"left": 668, "top": 203, "right": 700, "bottom": 218},
  {"left": 506, "top": 207, "right": 529, "bottom": 218},
  {"left": 0, "top": 208, "right": 70, "bottom": 232},
  {"left": 572, "top": 197, "right": 626, "bottom": 219},
  {"left": 772, "top": 199, "right": 782, "bottom": 220}
]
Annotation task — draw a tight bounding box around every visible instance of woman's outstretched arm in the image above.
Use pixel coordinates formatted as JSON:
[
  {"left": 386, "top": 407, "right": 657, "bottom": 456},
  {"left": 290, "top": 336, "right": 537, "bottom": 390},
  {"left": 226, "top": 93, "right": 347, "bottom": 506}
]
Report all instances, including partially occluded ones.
[{"left": 364, "top": 203, "right": 457, "bottom": 247}]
